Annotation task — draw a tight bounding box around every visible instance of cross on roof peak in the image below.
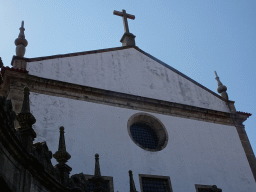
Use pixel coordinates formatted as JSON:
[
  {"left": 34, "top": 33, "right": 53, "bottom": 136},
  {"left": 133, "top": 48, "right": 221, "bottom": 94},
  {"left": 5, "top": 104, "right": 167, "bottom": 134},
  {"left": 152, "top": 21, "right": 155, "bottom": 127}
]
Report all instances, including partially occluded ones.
[
  {"left": 113, "top": 9, "right": 135, "bottom": 33},
  {"left": 113, "top": 9, "right": 136, "bottom": 46}
]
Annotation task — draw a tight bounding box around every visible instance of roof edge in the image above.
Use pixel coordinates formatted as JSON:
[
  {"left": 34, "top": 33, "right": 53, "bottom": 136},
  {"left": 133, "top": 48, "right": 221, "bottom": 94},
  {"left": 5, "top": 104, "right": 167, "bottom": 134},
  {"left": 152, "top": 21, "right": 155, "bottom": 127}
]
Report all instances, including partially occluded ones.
[
  {"left": 133, "top": 46, "right": 231, "bottom": 103},
  {"left": 25, "top": 46, "right": 134, "bottom": 62}
]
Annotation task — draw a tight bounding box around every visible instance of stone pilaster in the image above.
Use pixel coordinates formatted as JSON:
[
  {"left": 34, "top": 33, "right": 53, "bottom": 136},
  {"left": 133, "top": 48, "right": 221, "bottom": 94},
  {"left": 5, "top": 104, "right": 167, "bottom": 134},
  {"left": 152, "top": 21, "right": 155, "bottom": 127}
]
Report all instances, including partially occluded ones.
[
  {"left": 234, "top": 113, "right": 256, "bottom": 181},
  {"left": 12, "top": 58, "right": 27, "bottom": 70}
]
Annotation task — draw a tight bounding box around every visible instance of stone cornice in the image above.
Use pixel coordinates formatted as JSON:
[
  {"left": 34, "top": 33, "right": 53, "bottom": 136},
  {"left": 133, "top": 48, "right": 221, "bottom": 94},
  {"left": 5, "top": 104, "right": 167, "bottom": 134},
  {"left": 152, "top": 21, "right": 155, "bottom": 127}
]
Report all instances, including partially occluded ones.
[{"left": 1, "top": 70, "right": 238, "bottom": 126}]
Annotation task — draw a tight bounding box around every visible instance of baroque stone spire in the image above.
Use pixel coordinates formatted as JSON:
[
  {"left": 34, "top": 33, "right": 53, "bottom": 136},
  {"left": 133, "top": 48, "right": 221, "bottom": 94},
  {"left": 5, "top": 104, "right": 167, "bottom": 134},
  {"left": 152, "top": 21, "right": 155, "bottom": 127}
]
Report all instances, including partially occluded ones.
[
  {"left": 90, "top": 154, "right": 106, "bottom": 192},
  {"left": 54, "top": 126, "right": 71, "bottom": 163},
  {"left": 16, "top": 87, "right": 36, "bottom": 152},
  {"left": 214, "top": 71, "right": 228, "bottom": 100},
  {"left": 94, "top": 153, "right": 101, "bottom": 177},
  {"left": 53, "top": 126, "right": 72, "bottom": 186},
  {"left": 129, "top": 170, "right": 138, "bottom": 192},
  {"left": 15, "top": 21, "right": 28, "bottom": 57}
]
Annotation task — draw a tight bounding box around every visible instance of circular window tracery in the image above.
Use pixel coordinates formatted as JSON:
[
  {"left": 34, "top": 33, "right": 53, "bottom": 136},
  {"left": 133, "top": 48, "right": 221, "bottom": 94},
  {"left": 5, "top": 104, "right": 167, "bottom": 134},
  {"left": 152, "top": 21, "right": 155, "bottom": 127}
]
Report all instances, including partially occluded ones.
[
  {"left": 127, "top": 113, "right": 168, "bottom": 152},
  {"left": 130, "top": 123, "right": 158, "bottom": 149}
]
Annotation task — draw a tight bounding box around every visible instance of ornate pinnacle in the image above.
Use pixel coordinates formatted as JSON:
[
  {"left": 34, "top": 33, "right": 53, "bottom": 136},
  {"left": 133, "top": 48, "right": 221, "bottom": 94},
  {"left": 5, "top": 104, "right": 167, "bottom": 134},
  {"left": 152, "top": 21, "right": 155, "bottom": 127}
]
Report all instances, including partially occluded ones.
[
  {"left": 15, "top": 21, "right": 28, "bottom": 57},
  {"left": 214, "top": 71, "right": 228, "bottom": 100},
  {"left": 90, "top": 154, "right": 106, "bottom": 192},
  {"left": 94, "top": 153, "right": 101, "bottom": 177},
  {"left": 16, "top": 87, "right": 36, "bottom": 152},
  {"left": 53, "top": 126, "right": 71, "bottom": 165},
  {"left": 16, "top": 87, "right": 36, "bottom": 127},
  {"left": 53, "top": 126, "right": 72, "bottom": 186},
  {"left": 129, "top": 170, "right": 138, "bottom": 192}
]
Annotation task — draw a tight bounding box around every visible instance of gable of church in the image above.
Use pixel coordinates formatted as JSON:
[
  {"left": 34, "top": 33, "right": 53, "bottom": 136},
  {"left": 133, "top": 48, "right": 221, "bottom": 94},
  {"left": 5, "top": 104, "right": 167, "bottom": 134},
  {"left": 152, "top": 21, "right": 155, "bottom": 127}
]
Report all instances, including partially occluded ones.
[{"left": 26, "top": 47, "right": 229, "bottom": 113}]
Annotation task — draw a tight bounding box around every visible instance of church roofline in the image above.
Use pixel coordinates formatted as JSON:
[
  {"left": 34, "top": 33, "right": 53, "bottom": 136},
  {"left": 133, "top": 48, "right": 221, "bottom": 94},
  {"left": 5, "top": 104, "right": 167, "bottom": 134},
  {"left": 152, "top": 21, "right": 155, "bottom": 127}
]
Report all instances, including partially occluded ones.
[{"left": 10, "top": 46, "right": 233, "bottom": 103}]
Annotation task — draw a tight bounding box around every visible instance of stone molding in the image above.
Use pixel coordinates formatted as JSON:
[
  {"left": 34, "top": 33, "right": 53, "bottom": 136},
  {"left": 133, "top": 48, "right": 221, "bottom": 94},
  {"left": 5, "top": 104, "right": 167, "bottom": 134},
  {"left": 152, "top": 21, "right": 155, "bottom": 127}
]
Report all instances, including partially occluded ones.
[{"left": 1, "top": 70, "right": 236, "bottom": 127}]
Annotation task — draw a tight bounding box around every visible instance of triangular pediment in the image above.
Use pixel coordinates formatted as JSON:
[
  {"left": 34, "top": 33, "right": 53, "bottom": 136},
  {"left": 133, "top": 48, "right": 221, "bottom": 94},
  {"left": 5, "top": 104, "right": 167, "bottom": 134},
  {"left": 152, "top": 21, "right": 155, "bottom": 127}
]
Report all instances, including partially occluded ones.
[{"left": 26, "top": 46, "right": 230, "bottom": 112}]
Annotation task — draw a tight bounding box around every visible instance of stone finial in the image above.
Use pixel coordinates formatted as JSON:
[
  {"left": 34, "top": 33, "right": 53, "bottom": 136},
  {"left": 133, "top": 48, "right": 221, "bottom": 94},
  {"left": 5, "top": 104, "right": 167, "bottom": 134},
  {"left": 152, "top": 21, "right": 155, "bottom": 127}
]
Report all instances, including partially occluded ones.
[
  {"left": 214, "top": 71, "right": 228, "bottom": 100},
  {"left": 53, "top": 126, "right": 71, "bottom": 164},
  {"left": 53, "top": 126, "right": 72, "bottom": 186},
  {"left": 16, "top": 87, "right": 36, "bottom": 152},
  {"left": 129, "top": 170, "right": 138, "bottom": 192},
  {"left": 94, "top": 153, "right": 101, "bottom": 177},
  {"left": 15, "top": 21, "right": 28, "bottom": 57},
  {"left": 90, "top": 154, "right": 106, "bottom": 192}
]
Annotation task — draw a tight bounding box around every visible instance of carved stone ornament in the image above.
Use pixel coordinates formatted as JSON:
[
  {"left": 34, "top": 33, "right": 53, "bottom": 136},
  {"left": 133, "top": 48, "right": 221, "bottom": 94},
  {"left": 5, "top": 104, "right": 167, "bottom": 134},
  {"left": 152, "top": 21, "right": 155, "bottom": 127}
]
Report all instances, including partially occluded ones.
[
  {"left": 16, "top": 87, "right": 37, "bottom": 152},
  {"left": 15, "top": 21, "right": 28, "bottom": 57}
]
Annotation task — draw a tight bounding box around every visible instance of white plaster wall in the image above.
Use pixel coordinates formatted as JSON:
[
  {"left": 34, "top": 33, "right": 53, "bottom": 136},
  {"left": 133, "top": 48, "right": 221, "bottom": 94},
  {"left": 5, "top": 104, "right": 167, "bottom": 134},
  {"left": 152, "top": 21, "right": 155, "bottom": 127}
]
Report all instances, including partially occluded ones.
[
  {"left": 27, "top": 48, "right": 230, "bottom": 112},
  {"left": 30, "top": 93, "right": 256, "bottom": 192}
]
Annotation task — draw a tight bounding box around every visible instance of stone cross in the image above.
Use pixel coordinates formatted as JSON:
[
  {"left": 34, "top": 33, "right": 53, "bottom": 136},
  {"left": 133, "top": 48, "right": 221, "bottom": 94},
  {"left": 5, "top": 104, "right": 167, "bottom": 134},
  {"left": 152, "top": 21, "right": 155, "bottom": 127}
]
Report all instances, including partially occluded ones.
[{"left": 113, "top": 9, "right": 135, "bottom": 33}]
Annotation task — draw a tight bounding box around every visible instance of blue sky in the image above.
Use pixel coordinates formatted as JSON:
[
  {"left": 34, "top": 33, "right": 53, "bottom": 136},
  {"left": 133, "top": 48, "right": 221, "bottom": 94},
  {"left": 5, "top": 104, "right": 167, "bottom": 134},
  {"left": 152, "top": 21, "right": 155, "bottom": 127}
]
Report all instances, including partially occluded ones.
[{"left": 1, "top": 1, "right": 256, "bottom": 154}]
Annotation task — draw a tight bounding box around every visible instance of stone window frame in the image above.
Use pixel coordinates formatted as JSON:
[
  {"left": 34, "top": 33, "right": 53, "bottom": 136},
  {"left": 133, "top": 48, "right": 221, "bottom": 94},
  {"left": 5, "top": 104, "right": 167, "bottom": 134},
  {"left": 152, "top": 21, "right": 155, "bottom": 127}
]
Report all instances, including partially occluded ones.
[
  {"left": 127, "top": 113, "right": 168, "bottom": 152},
  {"left": 83, "top": 174, "right": 114, "bottom": 192},
  {"left": 195, "top": 184, "right": 222, "bottom": 192},
  {"left": 139, "top": 174, "right": 173, "bottom": 192}
]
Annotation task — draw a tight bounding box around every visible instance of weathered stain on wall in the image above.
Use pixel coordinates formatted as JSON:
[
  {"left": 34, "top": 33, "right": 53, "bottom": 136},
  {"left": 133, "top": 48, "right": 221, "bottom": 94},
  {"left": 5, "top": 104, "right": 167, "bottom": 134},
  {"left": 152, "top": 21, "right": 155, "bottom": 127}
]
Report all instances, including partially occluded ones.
[
  {"left": 27, "top": 48, "right": 230, "bottom": 113},
  {"left": 30, "top": 92, "right": 255, "bottom": 192}
]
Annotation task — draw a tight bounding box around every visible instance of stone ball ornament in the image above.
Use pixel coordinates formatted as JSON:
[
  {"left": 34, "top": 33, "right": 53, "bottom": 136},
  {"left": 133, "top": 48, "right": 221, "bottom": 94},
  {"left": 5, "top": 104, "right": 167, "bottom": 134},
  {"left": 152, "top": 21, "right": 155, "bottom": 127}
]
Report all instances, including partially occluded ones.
[
  {"left": 15, "top": 21, "right": 28, "bottom": 57},
  {"left": 217, "top": 84, "right": 227, "bottom": 94}
]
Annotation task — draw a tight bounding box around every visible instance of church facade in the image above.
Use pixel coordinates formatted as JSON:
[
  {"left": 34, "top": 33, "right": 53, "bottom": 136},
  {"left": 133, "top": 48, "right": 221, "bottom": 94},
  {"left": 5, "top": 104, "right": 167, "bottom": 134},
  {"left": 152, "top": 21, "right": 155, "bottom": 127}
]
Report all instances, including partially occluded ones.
[{"left": 0, "top": 11, "right": 256, "bottom": 192}]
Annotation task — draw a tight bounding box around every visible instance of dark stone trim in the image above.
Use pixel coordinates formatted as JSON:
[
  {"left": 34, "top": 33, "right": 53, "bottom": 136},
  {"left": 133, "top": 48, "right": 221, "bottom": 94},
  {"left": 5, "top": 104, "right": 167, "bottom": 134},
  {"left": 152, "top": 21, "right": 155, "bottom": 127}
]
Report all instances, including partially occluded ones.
[
  {"left": 1, "top": 66, "right": 28, "bottom": 78},
  {"left": 139, "top": 174, "right": 173, "bottom": 192},
  {"left": 195, "top": 184, "right": 222, "bottom": 192},
  {"left": 237, "top": 111, "right": 252, "bottom": 116},
  {"left": 12, "top": 46, "right": 134, "bottom": 63}
]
